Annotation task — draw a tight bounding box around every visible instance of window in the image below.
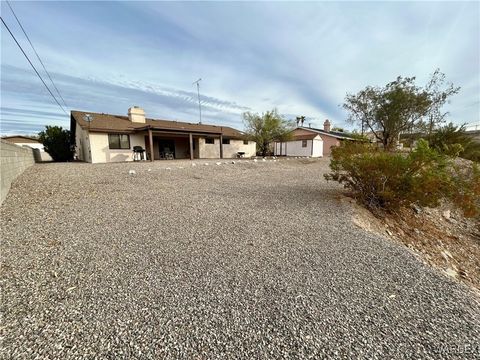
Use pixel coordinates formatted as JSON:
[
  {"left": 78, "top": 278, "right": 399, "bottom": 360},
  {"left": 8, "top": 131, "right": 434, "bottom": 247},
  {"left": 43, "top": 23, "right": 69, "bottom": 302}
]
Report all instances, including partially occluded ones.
[
  {"left": 205, "top": 138, "right": 214, "bottom": 144},
  {"left": 108, "top": 134, "right": 130, "bottom": 149},
  {"left": 222, "top": 138, "right": 230, "bottom": 145},
  {"left": 243, "top": 140, "right": 249, "bottom": 145},
  {"left": 302, "top": 140, "right": 308, "bottom": 148}
]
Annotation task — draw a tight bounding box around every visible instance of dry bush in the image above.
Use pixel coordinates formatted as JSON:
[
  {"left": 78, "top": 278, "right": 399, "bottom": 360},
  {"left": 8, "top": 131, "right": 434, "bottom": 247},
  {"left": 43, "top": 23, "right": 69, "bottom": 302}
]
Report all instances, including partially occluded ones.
[{"left": 325, "top": 140, "right": 479, "bottom": 218}]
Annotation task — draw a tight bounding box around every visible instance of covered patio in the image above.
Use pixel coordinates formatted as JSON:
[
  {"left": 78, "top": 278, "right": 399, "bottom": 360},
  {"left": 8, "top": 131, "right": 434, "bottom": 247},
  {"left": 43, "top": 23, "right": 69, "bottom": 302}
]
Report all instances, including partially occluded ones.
[{"left": 140, "top": 128, "right": 226, "bottom": 161}]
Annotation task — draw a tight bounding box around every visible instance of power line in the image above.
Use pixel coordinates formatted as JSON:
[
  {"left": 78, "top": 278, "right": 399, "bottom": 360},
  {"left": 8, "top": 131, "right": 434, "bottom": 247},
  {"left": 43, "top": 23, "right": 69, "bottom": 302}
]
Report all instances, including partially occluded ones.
[
  {"left": 6, "top": 0, "right": 68, "bottom": 109},
  {"left": 1, "top": 16, "right": 67, "bottom": 115}
]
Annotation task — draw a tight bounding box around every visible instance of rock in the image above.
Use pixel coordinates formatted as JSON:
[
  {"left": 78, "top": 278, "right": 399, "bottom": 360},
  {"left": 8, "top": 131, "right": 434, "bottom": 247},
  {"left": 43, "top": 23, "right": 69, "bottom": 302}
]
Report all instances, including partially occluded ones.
[
  {"left": 165, "top": 167, "right": 171, "bottom": 170},
  {"left": 191, "top": 163, "right": 196, "bottom": 167},
  {"left": 147, "top": 168, "right": 152, "bottom": 172},
  {"left": 216, "top": 162, "right": 222, "bottom": 166},
  {"left": 442, "top": 210, "right": 451, "bottom": 219},
  {"left": 231, "top": 161, "right": 235, "bottom": 164},
  {"left": 204, "top": 163, "right": 209, "bottom": 166},
  {"left": 128, "top": 170, "right": 136, "bottom": 175},
  {"left": 440, "top": 251, "right": 450, "bottom": 262},
  {"left": 445, "top": 268, "right": 457, "bottom": 278},
  {"left": 386, "top": 229, "right": 393, "bottom": 236},
  {"left": 459, "top": 269, "right": 468, "bottom": 278},
  {"left": 412, "top": 204, "right": 422, "bottom": 214},
  {"left": 441, "top": 250, "right": 453, "bottom": 260},
  {"left": 253, "top": 159, "right": 258, "bottom": 162},
  {"left": 262, "top": 158, "right": 266, "bottom": 161}
]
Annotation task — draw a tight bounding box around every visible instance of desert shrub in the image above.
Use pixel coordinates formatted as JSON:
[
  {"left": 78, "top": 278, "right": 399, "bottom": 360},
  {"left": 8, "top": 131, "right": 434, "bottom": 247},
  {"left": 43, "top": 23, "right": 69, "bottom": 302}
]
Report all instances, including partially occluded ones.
[
  {"left": 426, "top": 123, "right": 480, "bottom": 162},
  {"left": 325, "top": 139, "right": 479, "bottom": 217},
  {"left": 38, "top": 126, "right": 74, "bottom": 162},
  {"left": 450, "top": 163, "right": 480, "bottom": 218}
]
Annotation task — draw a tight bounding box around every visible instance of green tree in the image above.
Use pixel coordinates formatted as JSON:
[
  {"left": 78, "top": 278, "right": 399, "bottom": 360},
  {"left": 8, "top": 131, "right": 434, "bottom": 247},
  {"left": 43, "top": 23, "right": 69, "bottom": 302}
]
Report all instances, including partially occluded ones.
[
  {"left": 243, "top": 109, "right": 294, "bottom": 156},
  {"left": 38, "top": 126, "right": 73, "bottom": 162},
  {"left": 343, "top": 69, "right": 459, "bottom": 151}
]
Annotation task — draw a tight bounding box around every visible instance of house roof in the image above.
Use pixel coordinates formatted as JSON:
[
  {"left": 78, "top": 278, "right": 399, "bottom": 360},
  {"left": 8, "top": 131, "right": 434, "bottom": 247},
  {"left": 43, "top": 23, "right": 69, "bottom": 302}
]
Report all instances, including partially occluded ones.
[
  {"left": 291, "top": 133, "right": 320, "bottom": 140},
  {"left": 71, "top": 111, "right": 246, "bottom": 139},
  {"left": 296, "top": 126, "right": 354, "bottom": 140},
  {"left": 1, "top": 135, "right": 41, "bottom": 143}
]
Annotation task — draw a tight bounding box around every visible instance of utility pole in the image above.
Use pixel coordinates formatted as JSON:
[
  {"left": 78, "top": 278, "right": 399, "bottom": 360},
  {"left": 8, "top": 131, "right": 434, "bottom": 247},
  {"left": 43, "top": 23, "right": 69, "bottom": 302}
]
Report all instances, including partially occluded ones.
[{"left": 193, "top": 78, "right": 202, "bottom": 124}]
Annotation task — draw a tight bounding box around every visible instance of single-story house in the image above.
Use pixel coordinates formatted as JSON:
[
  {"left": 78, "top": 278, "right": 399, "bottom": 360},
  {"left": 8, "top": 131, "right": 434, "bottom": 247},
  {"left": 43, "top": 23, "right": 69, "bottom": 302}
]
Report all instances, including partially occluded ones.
[
  {"left": 1, "top": 135, "right": 53, "bottom": 161},
  {"left": 1, "top": 135, "right": 44, "bottom": 149},
  {"left": 71, "top": 107, "right": 256, "bottom": 163},
  {"left": 273, "top": 120, "right": 354, "bottom": 157}
]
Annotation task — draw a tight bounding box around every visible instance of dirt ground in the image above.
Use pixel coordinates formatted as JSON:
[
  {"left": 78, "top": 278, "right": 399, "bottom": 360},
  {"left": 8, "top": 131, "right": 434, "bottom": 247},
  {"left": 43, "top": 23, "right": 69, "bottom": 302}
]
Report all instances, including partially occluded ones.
[{"left": 348, "top": 197, "right": 480, "bottom": 294}]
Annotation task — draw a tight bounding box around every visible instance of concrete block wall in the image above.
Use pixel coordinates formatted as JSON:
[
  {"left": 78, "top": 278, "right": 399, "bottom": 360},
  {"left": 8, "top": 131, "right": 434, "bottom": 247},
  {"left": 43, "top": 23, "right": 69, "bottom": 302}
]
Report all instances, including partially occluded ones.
[{"left": 1, "top": 140, "right": 35, "bottom": 204}]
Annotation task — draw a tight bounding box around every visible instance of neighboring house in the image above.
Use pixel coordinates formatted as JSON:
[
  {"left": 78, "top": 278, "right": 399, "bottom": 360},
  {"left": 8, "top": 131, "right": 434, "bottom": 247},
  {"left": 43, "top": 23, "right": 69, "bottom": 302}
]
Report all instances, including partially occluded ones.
[
  {"left": 1, "top": 135, "right": 53, "bottom": 161},
  {"left": 273, "top": 120, "right": 354, "bottom": 157},
  {"left": 466, "top": 129, "right": 480, "bottom": 142},
  {"left": 1, "top": 135, "right": 44, "bottom": 149},
  {"left": 71, "top": 107, "right": 256, "bottom": 163}
]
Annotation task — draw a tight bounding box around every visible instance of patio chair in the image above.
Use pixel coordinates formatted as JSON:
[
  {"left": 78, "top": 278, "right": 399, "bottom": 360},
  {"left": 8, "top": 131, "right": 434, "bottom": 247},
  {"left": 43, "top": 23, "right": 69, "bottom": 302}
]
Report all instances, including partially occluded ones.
[{"left": 164, "top": 147, "right": 174, "bottom": 160}]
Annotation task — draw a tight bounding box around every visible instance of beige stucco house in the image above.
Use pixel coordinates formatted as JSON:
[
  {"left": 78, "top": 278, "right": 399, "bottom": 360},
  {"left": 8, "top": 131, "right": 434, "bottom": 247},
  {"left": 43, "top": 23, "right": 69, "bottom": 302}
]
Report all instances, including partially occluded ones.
[
  {"left": 273, "top": 120, "right": 354, "bottom": 157},
  {"left": 71, "top": 107, "right": 256, "bottom": 163}
]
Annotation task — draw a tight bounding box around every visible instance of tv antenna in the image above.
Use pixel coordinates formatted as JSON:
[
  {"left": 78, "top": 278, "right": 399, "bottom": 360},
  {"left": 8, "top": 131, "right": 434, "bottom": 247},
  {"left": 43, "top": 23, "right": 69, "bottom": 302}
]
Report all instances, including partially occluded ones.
[
  {"left": 193, "top": 78, "right": 202, "bottom": 124},
  {"left": 83, "top": 114, "right": 93, "bottom": 130}
]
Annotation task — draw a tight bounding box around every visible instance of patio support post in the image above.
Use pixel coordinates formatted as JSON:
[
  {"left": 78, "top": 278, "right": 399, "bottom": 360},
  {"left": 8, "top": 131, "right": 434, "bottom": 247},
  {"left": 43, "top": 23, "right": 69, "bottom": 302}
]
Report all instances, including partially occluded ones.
[
  {"left": 220, "top": 135, "right": 223, "bottom": 159},
  {"left": 189, "top": 133, "right": 194, "bottom": 160},
  {"left": 148, "top": 128, "right": 154, "bottom": 162}
]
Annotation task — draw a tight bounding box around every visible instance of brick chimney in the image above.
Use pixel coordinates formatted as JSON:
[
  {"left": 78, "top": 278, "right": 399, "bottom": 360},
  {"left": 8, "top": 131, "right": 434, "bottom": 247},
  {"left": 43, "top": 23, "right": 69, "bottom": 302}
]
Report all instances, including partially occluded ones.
[
  {"left": 128, "top": 106, "right": 145, "bottom": 123},
  {"left": 323, "top": 119, "right": 331, "bottom": 132}
]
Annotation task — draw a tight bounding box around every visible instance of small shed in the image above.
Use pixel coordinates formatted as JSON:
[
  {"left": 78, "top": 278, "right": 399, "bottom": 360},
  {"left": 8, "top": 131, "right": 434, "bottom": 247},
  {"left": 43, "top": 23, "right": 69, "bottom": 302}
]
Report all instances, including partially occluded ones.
[
  {"left": 274, "top": 133, "right": 323, "bottom": 157},
  {"left": 274, "top": 120, "right": 355, "bottom": 157}
]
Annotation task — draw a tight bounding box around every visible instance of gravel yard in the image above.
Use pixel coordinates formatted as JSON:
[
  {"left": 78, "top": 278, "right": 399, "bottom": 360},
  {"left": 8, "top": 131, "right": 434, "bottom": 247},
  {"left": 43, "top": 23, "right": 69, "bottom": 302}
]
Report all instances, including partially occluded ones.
[{"left": 1, "top": 158, "right": 479, "bottom": 359}]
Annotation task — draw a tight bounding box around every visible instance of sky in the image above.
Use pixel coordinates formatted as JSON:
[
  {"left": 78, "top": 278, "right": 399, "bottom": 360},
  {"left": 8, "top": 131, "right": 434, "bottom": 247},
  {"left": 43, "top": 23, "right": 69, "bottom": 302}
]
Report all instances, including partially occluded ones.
[{"left": 1, "top": 1, "right": 479, "bottom": 135}]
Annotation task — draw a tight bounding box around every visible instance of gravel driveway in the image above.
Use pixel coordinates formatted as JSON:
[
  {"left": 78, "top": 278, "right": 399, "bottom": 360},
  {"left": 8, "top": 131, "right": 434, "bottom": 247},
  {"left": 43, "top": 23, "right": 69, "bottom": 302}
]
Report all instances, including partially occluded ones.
[{"left": 1, "top": 158, "right": 479, "bottom": 359}]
